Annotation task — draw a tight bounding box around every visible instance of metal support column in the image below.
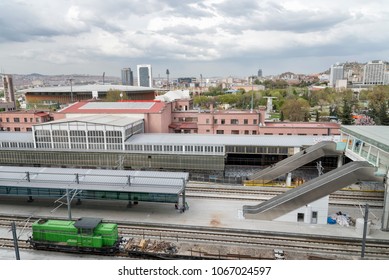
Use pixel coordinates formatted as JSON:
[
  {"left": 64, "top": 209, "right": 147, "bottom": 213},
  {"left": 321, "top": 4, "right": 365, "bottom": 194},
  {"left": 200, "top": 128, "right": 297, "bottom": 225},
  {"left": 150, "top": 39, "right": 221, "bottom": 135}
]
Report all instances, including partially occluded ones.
[
  {"left": 182, "top": 178, "right": 187, "bottom": 211},
  {"left": 337, "top": 154, "right": 343, "bottom": 168},
  {"left": 382, "top": 170, "right": 389, "bottom": 231},
  {"left": 66, "top": 188, "right": 72, "bottom": 220}
]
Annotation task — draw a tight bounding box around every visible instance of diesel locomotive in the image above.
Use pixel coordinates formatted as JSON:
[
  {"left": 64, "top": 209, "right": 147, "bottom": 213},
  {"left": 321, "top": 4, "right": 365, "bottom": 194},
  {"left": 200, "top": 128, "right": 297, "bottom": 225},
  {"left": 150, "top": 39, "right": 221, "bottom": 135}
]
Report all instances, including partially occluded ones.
[{"left": 27, "top": 217, "right": 122, "bottom": 254}]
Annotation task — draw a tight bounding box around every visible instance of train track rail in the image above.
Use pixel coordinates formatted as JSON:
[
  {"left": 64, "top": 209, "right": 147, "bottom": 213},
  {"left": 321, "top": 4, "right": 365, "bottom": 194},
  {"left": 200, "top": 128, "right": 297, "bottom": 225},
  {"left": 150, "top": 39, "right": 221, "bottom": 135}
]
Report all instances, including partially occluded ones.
[
  {"left": 186, "top": 185, "right": 384, "bottom": 206},
  {"left": 0, "top": 214, "right": 388, "bottom": 260}
]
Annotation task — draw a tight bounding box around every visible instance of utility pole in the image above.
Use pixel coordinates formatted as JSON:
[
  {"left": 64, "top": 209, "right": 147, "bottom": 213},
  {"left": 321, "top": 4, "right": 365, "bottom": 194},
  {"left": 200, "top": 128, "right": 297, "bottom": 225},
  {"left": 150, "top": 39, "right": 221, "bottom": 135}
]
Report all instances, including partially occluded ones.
[{"left": 11, "top": 222, "right": 20, "bottom": 260}]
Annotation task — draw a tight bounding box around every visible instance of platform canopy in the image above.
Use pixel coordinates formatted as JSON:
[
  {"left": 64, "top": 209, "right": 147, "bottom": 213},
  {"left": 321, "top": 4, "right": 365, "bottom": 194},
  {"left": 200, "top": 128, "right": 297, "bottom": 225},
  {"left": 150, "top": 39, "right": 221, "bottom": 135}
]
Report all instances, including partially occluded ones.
[{"left": 0, "top": 166, "right": 188, "bottom": 195}]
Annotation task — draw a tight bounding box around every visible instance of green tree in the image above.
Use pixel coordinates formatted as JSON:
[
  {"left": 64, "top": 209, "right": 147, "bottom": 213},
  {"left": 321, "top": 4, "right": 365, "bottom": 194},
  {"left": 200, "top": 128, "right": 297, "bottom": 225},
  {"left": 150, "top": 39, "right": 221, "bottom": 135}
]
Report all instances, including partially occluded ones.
[
  {"left": 378, "top": 102, "right": 389, "bottom": 125},
  {"left": 280, "top": 98, "right": 310, "bottom": 121},
  {"left": 367, "top": 86, "right": 389, "bottom": 125},
  {"left": 193, "top": 95, "right": 213, "bottom": 108},
  {"left": 340, "top": 98, "right": 354, "bottom": 125}
]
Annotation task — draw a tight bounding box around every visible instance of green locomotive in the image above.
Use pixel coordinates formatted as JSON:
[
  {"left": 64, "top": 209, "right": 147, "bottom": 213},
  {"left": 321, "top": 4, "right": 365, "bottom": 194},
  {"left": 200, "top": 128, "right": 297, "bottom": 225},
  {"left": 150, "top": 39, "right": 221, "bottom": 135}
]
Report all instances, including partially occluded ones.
[{"left": 27, "top": 217, "right": 122, "bottom": 254}]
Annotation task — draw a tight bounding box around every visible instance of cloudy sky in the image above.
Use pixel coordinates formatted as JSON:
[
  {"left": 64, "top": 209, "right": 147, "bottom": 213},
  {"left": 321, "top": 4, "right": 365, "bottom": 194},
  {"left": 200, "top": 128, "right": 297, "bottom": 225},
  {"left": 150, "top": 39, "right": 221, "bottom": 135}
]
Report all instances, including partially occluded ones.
[{"left": 0, "top": 0, "right": 388, "bottom": 78}]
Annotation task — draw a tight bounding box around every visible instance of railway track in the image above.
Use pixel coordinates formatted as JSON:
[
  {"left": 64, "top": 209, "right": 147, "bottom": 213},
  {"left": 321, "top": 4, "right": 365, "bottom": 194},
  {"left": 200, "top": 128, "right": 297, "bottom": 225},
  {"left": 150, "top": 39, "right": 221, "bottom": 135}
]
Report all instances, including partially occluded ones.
[
  {"left": 186, "top": 185, "right": 384, "bottom": 206},
  {"left": 0, "top": 214, "right": 388, "bottom": 260}
]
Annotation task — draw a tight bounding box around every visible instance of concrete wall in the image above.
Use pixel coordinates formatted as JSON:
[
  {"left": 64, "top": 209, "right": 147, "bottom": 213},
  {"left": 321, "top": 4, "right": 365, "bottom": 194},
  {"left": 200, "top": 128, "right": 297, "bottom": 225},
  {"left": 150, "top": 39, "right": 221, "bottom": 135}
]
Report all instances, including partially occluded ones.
[{"left": 274, "top": 196, "right": 329, "bottom": 224}]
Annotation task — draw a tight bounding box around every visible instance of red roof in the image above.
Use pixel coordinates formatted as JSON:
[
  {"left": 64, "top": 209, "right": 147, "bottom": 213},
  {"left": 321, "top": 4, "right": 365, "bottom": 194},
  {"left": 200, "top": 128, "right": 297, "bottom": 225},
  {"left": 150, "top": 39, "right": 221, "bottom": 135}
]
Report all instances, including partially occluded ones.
[{"left": 58, "top": 101, "right": 166, "bottom": 114}]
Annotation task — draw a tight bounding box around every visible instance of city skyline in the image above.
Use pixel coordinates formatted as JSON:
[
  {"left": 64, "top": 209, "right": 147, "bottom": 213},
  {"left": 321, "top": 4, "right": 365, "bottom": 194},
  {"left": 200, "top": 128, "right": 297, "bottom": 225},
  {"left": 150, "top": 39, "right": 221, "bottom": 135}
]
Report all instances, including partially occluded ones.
[{"left": 0, "top": 0, "right": 388, "bottom": 78}]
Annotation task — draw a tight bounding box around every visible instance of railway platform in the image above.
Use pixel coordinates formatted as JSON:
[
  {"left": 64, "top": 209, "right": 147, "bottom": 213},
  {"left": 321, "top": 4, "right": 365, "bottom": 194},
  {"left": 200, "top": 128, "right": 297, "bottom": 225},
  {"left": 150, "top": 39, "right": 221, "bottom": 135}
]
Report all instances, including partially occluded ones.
[{"left": 0, "top": 194, "right": 388, "bottom": 242}]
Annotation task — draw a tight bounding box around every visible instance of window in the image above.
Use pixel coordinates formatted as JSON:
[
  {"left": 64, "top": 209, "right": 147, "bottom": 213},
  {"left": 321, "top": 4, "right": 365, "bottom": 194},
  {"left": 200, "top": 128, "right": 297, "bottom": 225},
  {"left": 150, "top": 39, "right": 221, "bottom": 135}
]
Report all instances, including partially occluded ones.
[
  {"left": 6, "top": 118, "right": 9, "bottom": 122},
  {"left": 164, "top": 145, "right": 173, "bottom": 152},
  {"left": 297, "top": 213, "right": 304, "bottom": 222},
  {"left": 253, "top": 119, "right": 257, "bottom": 124},
  {"left": 231, "top": 130, "right": 239, "bottom": 134},
  {"left": 252, "top": 130, "right": 257, "bottom": 135},
  {"left": 24, "top": 118, "right": 28, "bottom": 122},
  {"left": 185, "top": 145, "right": 193, "bottom": 152},
  {"left": 244, "top": 130, "right": 249, "bottom": 135},
  {"left": 206, "top": 119, "right": 210, "bottom": 124},
  {"left": 206, "top": 129, "right": 210, "bottom": 133},
  {"left": 214, "top": 119, "right": 217, "bottom": 124},
  {"left": 27, "top": 128, "right": 32, "bottom": 131},
  {"left": 244, "top": 119, "right": 248, "bottom": 125},
  {"left": 216, "top": 130, "right": 224, "bottom": 134},
  {"left": 221, "top": 119, "right": 225, "bottom": 124},
  {"left": 0, "top": 118, "right": 2, "bottom": 122},
  {"left": 14, "top": 128, "right": 21, "bottom": 131},
  {"left": 231, "top": 119, "right": 238, "bottom": 125}
]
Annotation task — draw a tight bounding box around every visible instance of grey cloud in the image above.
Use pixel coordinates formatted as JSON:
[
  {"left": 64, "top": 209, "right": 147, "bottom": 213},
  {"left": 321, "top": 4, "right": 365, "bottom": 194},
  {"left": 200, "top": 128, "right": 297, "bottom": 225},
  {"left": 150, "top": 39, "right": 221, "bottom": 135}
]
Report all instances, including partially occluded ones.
[
  {"left": 212, "top": 1, "right": 351, "bottom": 34},
  {"left": 0, "top": 2, "right": 89, "bottom": 42}
]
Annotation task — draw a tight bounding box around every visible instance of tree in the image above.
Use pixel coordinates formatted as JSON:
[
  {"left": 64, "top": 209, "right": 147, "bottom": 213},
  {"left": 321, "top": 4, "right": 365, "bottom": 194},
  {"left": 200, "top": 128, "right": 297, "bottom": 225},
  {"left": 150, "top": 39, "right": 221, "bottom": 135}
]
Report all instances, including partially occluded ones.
[
  {"left": 193, "top": 95, "right": 213, "bottom": 108},
  {"left": 280, "top": 98, "right": 310, "bottom": 121},
  {"left": 340, "top": 98, "right": 354, "bottom": 125},
  {"left": 315, "top": 110, "right": 320, "bottom": 122},
  {"left": 280, "top": 110, "right": 284, "bottom": 122},
  {"left": 367, "top": 86, "right": 389, "bottom": 125},
  {"left": 378, "top": 101, "right": 389, "bottom": 125}
]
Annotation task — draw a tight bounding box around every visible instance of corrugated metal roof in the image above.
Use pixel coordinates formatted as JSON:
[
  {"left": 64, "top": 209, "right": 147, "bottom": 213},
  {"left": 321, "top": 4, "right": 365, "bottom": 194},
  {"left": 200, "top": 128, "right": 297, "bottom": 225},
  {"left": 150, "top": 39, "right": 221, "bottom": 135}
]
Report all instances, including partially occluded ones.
[
  {"left": 43, "top": 114, "right": 143, "bottom": 127},
  {"left": 126, "top": 133, "right": 329, "bottom": 147},
  {"left": 0, "top": 166, "right": 188, "bottom": 194}
]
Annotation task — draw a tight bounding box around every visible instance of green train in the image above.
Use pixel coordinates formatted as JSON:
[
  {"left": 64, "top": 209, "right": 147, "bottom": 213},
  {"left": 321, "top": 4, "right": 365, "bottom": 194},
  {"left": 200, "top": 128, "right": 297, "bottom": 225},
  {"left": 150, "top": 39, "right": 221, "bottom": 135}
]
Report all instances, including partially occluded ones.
[{"left": 27, "top": 217, "right": 122, "bottom": 254}]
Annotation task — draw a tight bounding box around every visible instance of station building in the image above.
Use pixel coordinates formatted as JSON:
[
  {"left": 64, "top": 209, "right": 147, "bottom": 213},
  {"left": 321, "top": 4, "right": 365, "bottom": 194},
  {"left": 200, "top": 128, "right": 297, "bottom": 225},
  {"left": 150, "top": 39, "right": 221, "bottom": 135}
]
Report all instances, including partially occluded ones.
[{"left": 18, "top": 84, "right": 157, "bottom": 106}]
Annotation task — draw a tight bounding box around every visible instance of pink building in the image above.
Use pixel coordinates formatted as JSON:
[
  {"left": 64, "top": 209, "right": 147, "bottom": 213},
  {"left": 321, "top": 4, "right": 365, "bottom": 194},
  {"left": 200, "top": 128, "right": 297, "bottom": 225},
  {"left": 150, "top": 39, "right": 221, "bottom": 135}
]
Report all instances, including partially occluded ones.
[
  {"left": 258, "top": 122, "right": 340, "bottom": 136},
  {"left": 53, "top": 99, "right": 340, "bottom": 136},
  {"left": 0, "top": 110, "right": 52, "bottom": 132},
  {"left": 54, "top": 100, "right": 172, "bottom": 133}
]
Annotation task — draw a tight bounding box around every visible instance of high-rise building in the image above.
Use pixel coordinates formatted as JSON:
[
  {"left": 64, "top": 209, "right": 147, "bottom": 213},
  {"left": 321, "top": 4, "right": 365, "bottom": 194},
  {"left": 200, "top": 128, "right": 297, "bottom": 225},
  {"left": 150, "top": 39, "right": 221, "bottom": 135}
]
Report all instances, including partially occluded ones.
[
  {"left": 2, "top": 75, "right": 16, "bottom": 110},
  {"left": 121, "top": 68, "right": 134, "bottom": 85},
  {"left": 137, "top": 64, "right": 152, "bottom": 87},
  {"left": 258, "top": 69, "right": 263, "bottom": 78},
  {"left": 329, "top": 63, "right": 344, "bottom": 87},
  {"left": 363, "top": 60, "right": 386, "bottom": 85}
]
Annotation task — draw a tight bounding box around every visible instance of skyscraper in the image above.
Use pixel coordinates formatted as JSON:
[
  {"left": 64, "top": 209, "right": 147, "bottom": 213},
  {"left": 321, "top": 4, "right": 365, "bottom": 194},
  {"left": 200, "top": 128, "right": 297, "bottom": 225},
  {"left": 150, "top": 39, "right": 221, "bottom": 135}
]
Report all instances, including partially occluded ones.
[
  {"left": 121, "top": 68, "right": 133, "bottom": 85},
  {"left": 258, "top": 69, "right": 263, "bottom": 78},
  {"left": 329, "top": 63, "right": 344, "bottom": 87},
  {"left": 137, "top": 64, "right": 152, "bottom": 87},
  {"left": 363, "top": 60, "right": 386, "bottom": 85}
]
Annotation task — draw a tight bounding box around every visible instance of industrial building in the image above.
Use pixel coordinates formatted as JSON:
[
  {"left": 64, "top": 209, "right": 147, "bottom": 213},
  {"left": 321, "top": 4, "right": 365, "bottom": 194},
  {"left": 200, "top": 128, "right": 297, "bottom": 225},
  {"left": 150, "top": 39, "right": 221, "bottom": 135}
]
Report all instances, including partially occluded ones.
[{"left": 18, "top": 84, "right": 157, "bottom": 106}]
